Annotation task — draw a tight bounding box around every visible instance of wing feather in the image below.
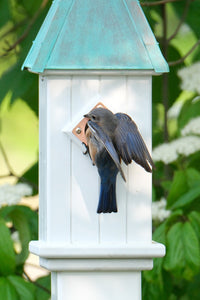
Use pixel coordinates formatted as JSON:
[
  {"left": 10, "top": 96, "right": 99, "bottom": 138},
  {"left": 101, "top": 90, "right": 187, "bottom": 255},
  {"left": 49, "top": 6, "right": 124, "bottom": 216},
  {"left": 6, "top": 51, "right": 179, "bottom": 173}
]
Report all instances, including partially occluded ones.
[
  {"left": 87, "top": 120, "right": 126, "bottom": 181},
  {"left": 114, "top": 113, "right": 154, "bottom": 172}
]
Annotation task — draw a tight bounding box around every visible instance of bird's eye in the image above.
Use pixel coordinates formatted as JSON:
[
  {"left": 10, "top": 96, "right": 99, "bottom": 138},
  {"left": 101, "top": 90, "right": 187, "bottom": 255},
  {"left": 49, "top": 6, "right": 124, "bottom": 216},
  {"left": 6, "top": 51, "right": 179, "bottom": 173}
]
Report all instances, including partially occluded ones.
[{"left": 91, "top": 115, "right": 96, "bottom": 121}]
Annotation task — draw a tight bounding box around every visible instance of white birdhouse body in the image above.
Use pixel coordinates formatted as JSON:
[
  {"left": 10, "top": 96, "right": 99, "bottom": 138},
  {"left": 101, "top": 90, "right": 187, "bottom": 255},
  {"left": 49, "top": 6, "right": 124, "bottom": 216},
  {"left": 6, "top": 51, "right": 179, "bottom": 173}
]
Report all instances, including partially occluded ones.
[
  {"left": 38, "top": 72, "right": 153, "bottom": 246},
  {"left": 23, "top": 0, "right": 168, "bottom": 299}
]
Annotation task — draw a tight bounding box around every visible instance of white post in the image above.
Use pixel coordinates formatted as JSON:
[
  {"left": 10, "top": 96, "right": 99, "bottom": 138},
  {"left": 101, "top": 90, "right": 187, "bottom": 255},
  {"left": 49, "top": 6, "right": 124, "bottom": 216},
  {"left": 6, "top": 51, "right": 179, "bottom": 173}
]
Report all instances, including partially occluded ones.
[{"left": 29, "top": 71, "right": 165, "bottom": 300}]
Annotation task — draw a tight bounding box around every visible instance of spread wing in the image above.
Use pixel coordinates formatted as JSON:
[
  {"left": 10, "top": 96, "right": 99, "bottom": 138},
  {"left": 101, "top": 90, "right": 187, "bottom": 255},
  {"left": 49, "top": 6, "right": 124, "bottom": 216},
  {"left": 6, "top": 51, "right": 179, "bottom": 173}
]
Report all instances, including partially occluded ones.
[
  {"left": 87, "top": 120, "right": 126, "bottom": 181},
  {"left": 114, "top": 113, "right": 154, "bottom": 172}
]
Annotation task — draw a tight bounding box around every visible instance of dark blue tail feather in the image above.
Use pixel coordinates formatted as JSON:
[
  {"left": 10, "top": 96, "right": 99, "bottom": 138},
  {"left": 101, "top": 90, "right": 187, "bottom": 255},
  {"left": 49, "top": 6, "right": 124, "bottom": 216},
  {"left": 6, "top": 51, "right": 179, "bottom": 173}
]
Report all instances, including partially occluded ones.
[
  {"left": 95, "top": 148, "right": 119, "bottom": 213},
  {"left": 97, "top": 180, "right": 117, "bottom": 213}
]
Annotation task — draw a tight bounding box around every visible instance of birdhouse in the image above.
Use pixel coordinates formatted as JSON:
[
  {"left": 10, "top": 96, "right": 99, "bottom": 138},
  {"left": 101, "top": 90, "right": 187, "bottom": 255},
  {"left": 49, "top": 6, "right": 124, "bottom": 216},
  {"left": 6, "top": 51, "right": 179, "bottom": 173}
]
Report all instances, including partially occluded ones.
[{"left": 22, "top": 0, "right": 169, "bottom": 299}]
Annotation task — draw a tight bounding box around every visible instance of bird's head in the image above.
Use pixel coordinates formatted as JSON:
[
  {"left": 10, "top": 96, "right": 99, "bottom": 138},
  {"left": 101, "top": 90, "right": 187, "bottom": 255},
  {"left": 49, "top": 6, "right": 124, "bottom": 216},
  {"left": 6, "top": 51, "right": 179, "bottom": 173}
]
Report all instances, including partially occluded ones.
[{"left": 84, "top": 107, "right": 118, "bottom": 134}]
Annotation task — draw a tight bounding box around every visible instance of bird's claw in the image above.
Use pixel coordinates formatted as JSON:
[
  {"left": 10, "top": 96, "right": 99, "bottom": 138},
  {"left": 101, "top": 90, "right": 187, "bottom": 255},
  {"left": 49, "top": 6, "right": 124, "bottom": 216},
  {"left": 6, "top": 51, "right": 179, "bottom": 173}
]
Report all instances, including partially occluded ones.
[{"left": 82, "top": 142, "right": 88, "bottom": 155}]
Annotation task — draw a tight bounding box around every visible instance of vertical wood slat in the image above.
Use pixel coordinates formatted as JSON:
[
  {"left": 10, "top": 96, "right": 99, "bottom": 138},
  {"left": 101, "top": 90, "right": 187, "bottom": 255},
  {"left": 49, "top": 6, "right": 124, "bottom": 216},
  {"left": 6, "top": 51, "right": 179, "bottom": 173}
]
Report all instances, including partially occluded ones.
[
  {"left": 126, "top": 76, "right": 152, "bottom": 243},
  {"left": 46, "top": 77, "right": 71, "bottom": 242},
  {"left": 39, "top": 75, "right": 47, "bottom": 241},
  {"left": 71, "top": 76, "right": 100, "bottom": 244},
  {"left": 99, "top": 76, "right": 127, "bottom": 244}
]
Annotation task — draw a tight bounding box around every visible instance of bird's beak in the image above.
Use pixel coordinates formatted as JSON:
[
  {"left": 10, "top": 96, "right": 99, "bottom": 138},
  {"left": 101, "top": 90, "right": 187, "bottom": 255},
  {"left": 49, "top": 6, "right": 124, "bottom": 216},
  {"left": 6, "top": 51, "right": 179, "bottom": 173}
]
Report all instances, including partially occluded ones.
[{"left": 84, "top": 114, "right": 90, "bottom": 118}]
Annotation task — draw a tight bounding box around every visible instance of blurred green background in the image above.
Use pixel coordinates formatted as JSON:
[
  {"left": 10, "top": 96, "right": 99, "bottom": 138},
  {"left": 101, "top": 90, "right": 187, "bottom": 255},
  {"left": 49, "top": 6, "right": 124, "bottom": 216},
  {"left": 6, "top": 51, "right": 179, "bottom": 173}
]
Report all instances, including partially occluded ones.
[{"left": 0, "top": 0, "right": 200, "bottom": 299}]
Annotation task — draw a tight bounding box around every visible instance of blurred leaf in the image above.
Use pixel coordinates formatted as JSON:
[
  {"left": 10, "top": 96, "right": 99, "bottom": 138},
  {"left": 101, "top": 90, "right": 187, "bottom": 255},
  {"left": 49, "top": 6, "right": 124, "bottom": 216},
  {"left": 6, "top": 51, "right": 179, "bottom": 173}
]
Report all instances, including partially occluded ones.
[
  {"left": 171, "top": 185, "right": 200, "bottom": 210},
  {"left": 0, "top": 219, "right": 16, "bottom": 276},
  {"left": 16, "top": 206, "right": 38, "bottom": 241},
  {"left": 167, "top": 169, "right": 200, "bottom": 213},
  {"left": 144, "top": 223, "right": 166, "bottom": 283},
  {"left": 142, "top": 278, "right": 165, "bottom": 300},
  {"left": 173, "top": 0, "right": 200, "bottom": 46},
  {"left": 144, "top": 255, "right": 165, "bottom": 287},
  {"left": 152, "top": 76, "right": 162, "bottom": 106},
  {"left": 8, "top": 276, "right": 35, "bottom": 300},
  {"left": 0, "top": 206, "right": 38, "bottom": 264},
  {"left": 167, "top": 45, "right": 182, "bottom": 105},
  {"left": 0, "top": 1, "right": 51, "bottom": 113},
  {"left": 0, "top": 62, "right": 38, "bottom": 113},
  {"left": 189, "top": 211, "right": 200, "bottom": 243},
  {"left": 186, "top": 168, "right": 200, "bottom": 189},
  {"left": 0, "top": 97, "right": 38, "bottom": 176},
  {"left": 167, "top": 171, "right": 188, "bottom": 208},
  {"left": 161, "top": 180, "right": 172, "bottom": 193},
  {"left": 178, "top": 97, "right": 200, "bottom": 131},
  {"left": 186, "top": 273, "right": 200, "bottom": 299},
  {"left": 182, "top": 222, "right": 200, "bottom": 279},
  {"left": 10, "top": 209, "right": 31, "bottom": 266},
  {"left": 164, "top": 222, "right": 184, "bottom": 274},
  {"left": 188, "top": 152, "right": 200, "bottom": 173},
  {"left": 152, "top": 186, "right": 156, "bottom": 202},
  {"left": 152, "top": 46, "right": 181, "bottom": 110},
  {"left": 20, "top": 162, "right": 38, "bottom": 195},
  {"left": 170, "top": 21, "right": 199, "bottom": 66},
  {"left": 0, "top": 205, "right": 38, "bottom": 239},
  {"left": 184, "top": 220, "right": 200, "bottom": 256},
  {"left": 20, "top": 75, "right": 39, "bottom": 114},
  {"left": 0, "top": 277, "right": 19, "bottom": 300},
  {"left": 152, "top": 103, "right": 165, "bottom": 147},
  {"left": 0, "top": 0, "right": 10, "bottom": 27},
  {"left": 165, "top": 209, "right": 183, "bottom": 228},
  {"left": 153, "top": 222, "right": 166, "bottom": 244},
  {"left": 21, "top": 0, "right": 44, "bottom": 15},
  {"left": 35, "top": 275, "right": 51, "bottom": 300},
  {"left": 164, "top": 222, "right": 200, "bottom": 279}
]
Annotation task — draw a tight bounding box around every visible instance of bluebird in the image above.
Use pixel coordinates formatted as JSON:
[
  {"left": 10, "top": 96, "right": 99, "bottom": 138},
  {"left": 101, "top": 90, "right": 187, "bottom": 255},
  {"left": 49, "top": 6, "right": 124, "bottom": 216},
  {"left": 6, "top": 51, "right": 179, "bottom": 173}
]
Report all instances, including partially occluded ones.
[
  {"left": 86, "top": 127, "right": 119, "bottom": 213},
  {"left": 84, "top": 107, "right": 154, "bottom": 213}
]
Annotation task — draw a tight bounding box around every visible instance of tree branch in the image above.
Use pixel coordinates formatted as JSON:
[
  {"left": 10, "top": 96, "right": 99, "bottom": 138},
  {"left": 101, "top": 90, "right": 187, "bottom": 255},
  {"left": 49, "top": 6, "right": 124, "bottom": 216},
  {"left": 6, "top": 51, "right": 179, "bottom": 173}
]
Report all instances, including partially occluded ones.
[
  {"left": 0, "top": 141, "right": 38, "bottom": 191},
  {"left": 169, "top": 39, "right": 200, "bottom": 66},
  {"left": 167, "top": 0, "right": 191, "bottom": 43},
  {"left": 2, "top": 0, "right": 50, "bottom": 55},
  {"left": 141, "top": 0, "right": 182, "bottom": 6},
  {"left": 0, "top": 141, "right": 15, "bottom": 175},
  {"left": 23, "top": 271, "right": 51, "bottom": 295},
  {"left": 0, "top": 19, "right": 28, "bottom": 40}
]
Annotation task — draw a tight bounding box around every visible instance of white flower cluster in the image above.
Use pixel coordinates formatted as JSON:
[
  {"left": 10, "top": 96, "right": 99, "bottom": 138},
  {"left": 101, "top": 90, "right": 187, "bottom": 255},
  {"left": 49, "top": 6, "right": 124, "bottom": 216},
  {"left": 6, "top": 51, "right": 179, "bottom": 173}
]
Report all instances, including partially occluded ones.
[
  {"left": 152, "top": 198, "right": 171, "bottom": 222},
  {"left": 178, "top": 62, "right": 200, "bottom": 94},
  {"left": 0, "top": 183, "right": 32, "bottom": 208},
  {"left": 181, "top": 116, "right": 200, "bottom": 136},
  {"left": 153, "top": 136, "right": 200, "bottom": 164}
]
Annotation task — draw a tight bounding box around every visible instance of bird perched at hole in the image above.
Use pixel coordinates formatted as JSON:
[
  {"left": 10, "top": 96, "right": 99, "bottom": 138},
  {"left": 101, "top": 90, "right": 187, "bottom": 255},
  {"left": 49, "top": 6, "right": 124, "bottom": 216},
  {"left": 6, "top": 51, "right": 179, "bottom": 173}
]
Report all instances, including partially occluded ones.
[
  {"left": 86, "top": 127, "right": 119, "bottom": 213},
  {"left": 84, "top": 107, "right": 154, "bottom": 214}
]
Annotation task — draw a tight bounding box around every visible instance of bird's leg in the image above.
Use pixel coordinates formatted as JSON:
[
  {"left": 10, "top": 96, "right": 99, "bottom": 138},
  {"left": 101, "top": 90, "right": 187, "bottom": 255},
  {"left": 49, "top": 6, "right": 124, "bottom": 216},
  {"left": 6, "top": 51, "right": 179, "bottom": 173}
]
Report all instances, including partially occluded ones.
[{"left": 82, "top": 142, "right": 95, "bottom": 165}]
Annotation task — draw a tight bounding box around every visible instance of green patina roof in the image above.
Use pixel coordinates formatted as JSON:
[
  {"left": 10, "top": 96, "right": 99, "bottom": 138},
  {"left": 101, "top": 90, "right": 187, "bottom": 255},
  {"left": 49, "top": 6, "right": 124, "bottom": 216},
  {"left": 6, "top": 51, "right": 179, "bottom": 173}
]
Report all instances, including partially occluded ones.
[{"left": 22, "top": 0, "right": 169, "bottom": 73}]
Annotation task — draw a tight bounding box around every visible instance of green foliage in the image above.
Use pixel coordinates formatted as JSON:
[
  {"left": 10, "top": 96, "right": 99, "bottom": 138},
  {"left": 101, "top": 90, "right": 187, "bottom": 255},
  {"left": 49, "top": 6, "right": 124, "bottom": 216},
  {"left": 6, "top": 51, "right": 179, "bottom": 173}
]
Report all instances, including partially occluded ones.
[
  {"left": 164, "top": 222, "right": 200, "bottom": 279},
  {"left": 0, "top": 219, "right": 16, "bottom": 276},
  {"left": 0, "top": 277, "right": 19, "bottom": 300},
  {"left": 0, "top": 206, "right": 38, "bottom": 293},
  {"left": 0, "top": 204, "right": 49, "bottom": 299},
  {"left": 35, "top": 275, "right": 51, "bottom": 300},
  {"left": 178, "top": 97, "right": 200, "bottom": 131},
  {"left": 7, "top": 276, "right": 35, "bottom": 300},
  {"left": 0, "top": 1, "right": 51, "bottom": 297},
  {"left": 21, "top": 163, "right": 39, "bottom": 195},
  {"left": 0, "top": 0, "right": 200, "bottom": 299},
  {"left": 142, "top": 1, "right": 200, "bottom": 299},
  {"left": 0, "top": 0, "right": 10, "bottom": 28}
]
